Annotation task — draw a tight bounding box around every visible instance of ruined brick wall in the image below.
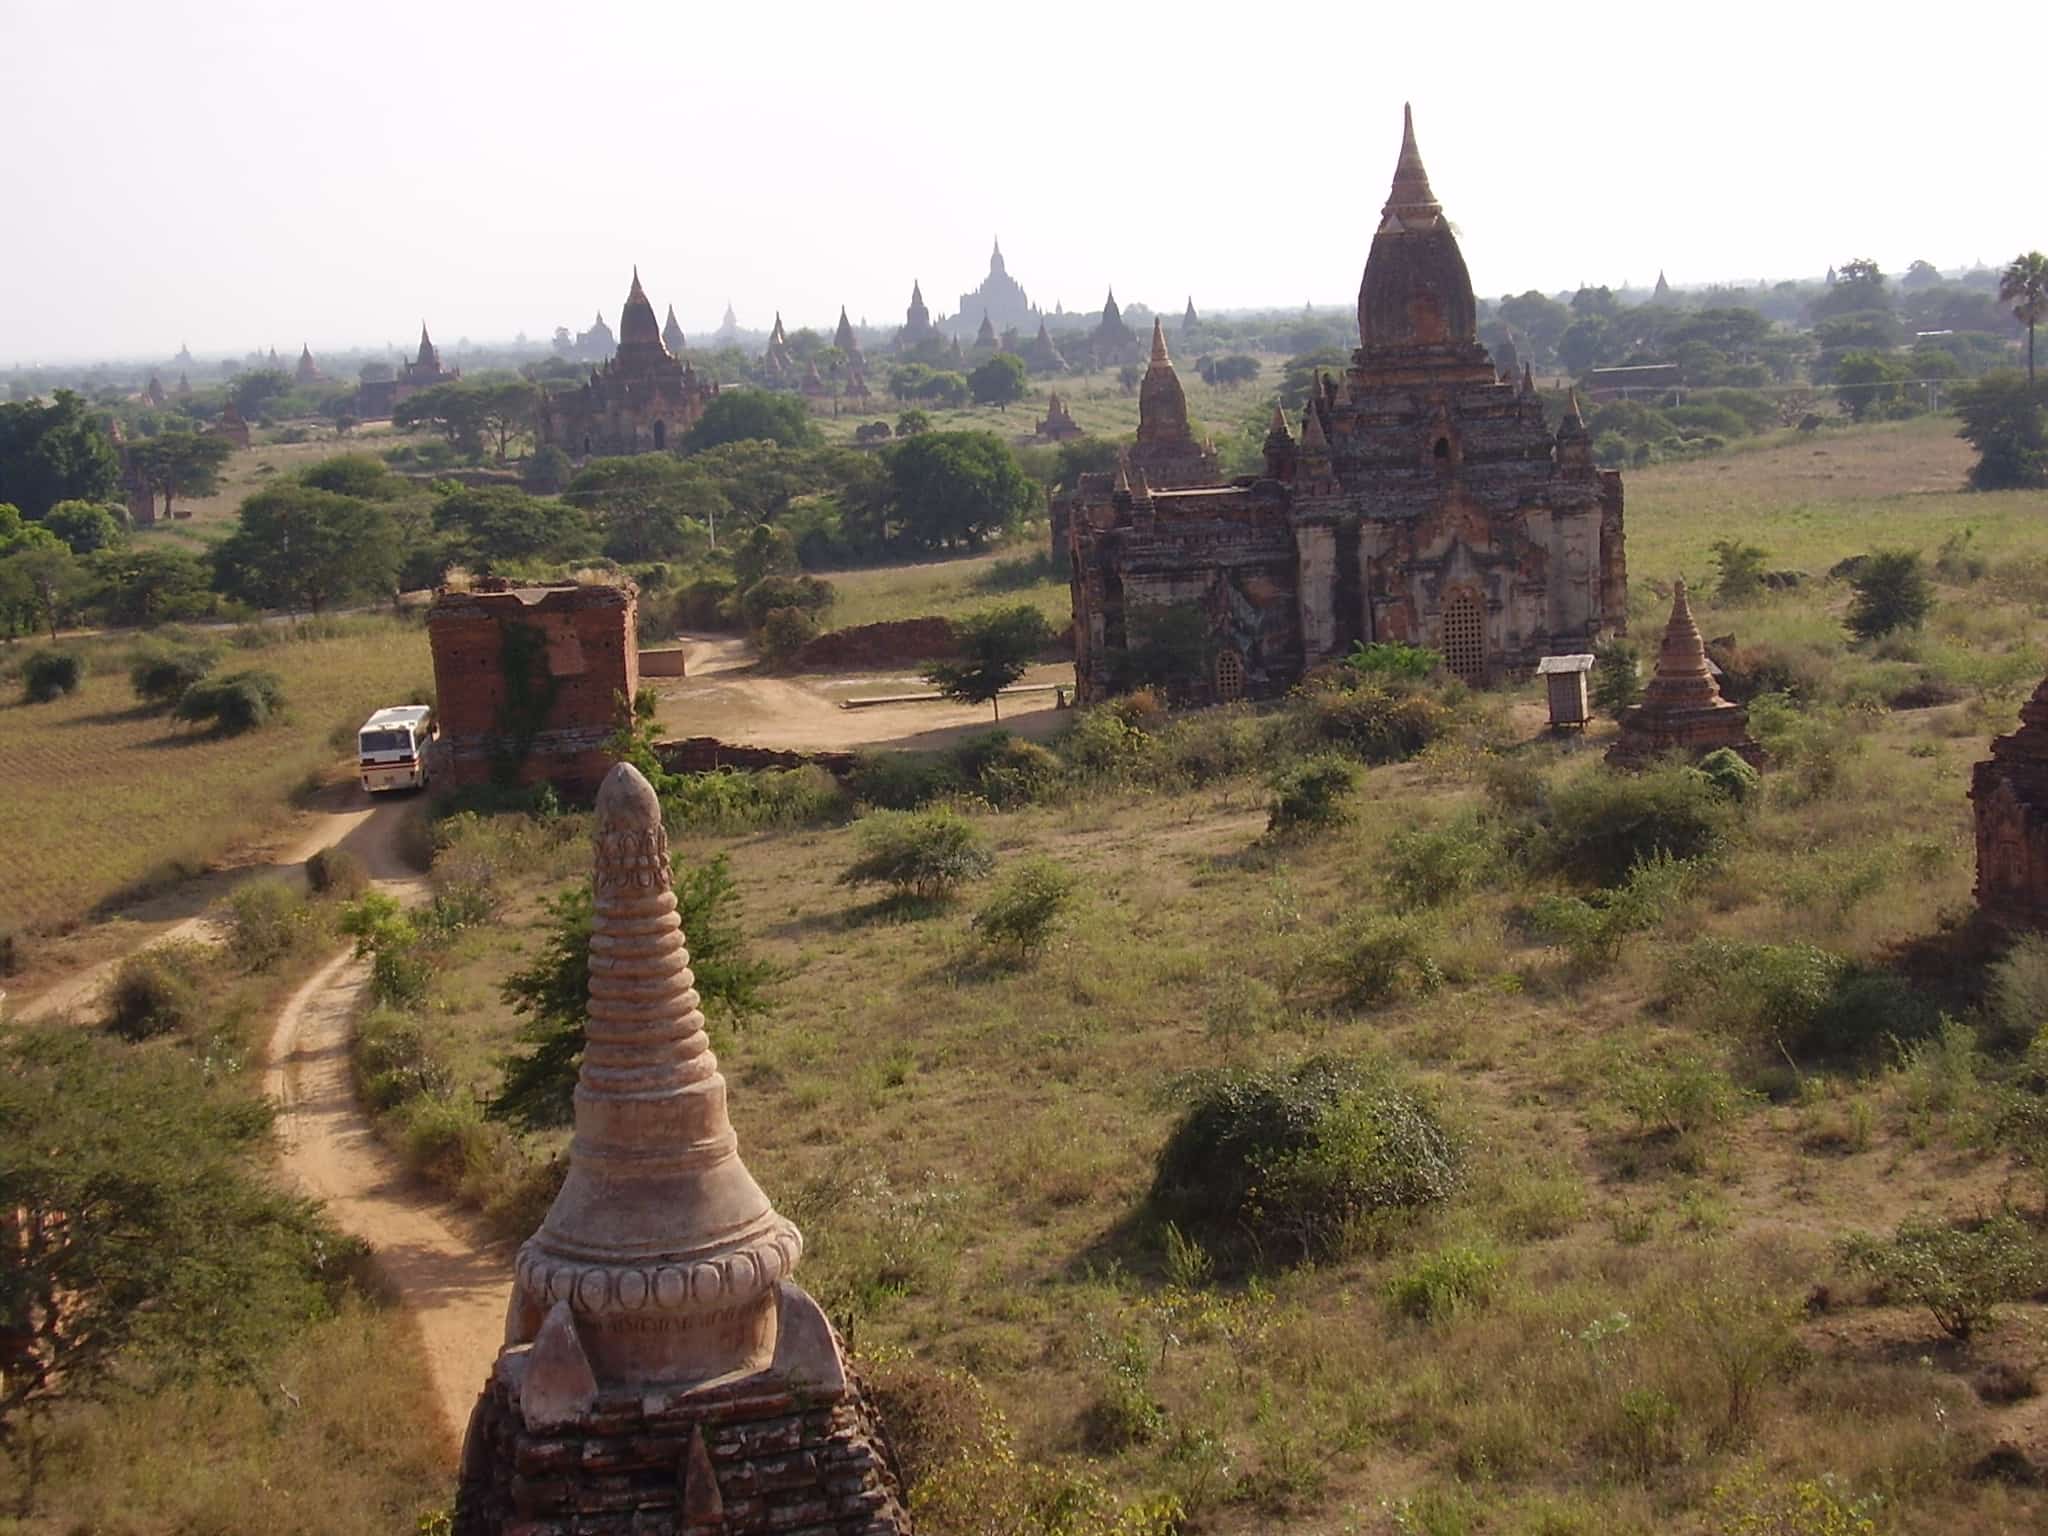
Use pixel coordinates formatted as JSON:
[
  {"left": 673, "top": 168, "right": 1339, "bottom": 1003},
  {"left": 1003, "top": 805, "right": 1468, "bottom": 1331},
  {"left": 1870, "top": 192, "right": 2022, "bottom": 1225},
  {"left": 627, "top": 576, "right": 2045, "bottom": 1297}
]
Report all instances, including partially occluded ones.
[
  {"left": 655, "top": 738, "right": 858, "bottom": 778},
  {"left": 429, "top": 582, "right": 637, "bottom": 794}
]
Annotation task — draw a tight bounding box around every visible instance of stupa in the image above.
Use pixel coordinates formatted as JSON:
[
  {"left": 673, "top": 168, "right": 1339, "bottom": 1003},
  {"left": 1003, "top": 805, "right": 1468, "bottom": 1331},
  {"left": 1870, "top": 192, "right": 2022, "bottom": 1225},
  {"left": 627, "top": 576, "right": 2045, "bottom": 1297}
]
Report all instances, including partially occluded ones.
[
  {"left": 1607, "top": 579, "right": 1762, "bottom": 768},
  {"left": 453, "top": 764, "right": 912, "bottom": 1535},
  {"left": 1972, "top": 676, "right": 2048, "bottom": 928}
]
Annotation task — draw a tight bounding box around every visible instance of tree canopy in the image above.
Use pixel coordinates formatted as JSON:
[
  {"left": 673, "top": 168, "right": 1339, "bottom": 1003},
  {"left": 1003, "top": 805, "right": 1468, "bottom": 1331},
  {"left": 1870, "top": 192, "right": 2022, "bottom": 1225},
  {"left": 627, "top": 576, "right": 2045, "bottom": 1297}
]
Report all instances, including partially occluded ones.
[
  {"left": 1953, "top": 372, "right": 2048, "bottom": 491},
  {"left": 883, "top": 430, "right": 1039, "bottom": 553},
  {"left": 211, "top": 484, "right": 401, "bottom": 613},
  {"left": 968, "top": 353, "right": 1029, "bottom": 410},
  {"left": 924, "top": 603, "right": 1054, "bottom": 720},
  {"left": 681, "top": 389, "right": 818, "bottom": 453},
  {"left": 0, "top": 391, "right": 120, "bottom": 518},
  {"left": 432, "top": 484, "right": 595, "bottom": 568}
]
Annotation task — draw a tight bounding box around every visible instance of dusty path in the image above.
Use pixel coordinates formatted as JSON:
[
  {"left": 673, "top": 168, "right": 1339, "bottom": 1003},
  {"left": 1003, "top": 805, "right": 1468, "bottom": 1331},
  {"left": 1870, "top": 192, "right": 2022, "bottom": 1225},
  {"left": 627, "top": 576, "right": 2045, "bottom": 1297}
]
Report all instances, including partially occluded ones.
[
  {"left": 264, "top": 948, "right": 506, "bottom": 1449},
  {"left": 651, "top": 633, "right": 1073, "bottom": 753}
]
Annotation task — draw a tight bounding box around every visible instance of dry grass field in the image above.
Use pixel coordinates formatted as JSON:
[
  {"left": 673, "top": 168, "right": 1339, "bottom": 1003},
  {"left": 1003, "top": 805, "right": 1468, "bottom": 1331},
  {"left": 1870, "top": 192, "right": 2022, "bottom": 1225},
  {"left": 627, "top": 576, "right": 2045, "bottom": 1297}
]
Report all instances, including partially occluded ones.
[
  {"left": 339, "top": 419, "right": 2048, "bottom": 1532},
  {"left": 0, "top": 616, "right": 432, "bottom": 933}
]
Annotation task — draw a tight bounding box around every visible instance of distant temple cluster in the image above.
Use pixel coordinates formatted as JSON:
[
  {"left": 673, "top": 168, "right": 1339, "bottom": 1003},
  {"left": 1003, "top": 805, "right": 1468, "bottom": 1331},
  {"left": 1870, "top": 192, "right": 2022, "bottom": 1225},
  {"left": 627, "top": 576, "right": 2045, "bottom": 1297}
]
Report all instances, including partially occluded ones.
[
  {"left": 357, "top": 324, "right": 460, "bottom": 418},
  {"left": 537, "top": 271, "right": 720, "bottom": 456},
  {"left": 1065, "top": 107, "right": 1628, "bottom": 704}
]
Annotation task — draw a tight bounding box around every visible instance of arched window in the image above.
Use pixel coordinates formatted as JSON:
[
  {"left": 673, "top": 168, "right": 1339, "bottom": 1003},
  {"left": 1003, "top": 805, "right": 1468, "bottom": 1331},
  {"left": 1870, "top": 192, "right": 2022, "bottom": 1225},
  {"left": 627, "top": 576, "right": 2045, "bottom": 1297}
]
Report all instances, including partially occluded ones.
[
  {"left": 1433, "top": 437, "right": 1451, "bottom": 462},
  {"left": 1215, "top": 649, "right": 1246, "bottom": 703},
  {"left": 1442, "top": 591, "right": 1485, "bottom": 685}
]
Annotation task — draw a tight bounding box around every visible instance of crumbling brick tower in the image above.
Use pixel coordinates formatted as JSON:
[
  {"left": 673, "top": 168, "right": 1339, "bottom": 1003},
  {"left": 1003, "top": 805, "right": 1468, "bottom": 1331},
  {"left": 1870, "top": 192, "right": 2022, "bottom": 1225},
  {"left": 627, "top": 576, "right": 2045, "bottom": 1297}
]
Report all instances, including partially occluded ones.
[
  {"left": 1606, "top": 579, "right": 1763, "bottom": 769},
  {"left": 1973, "top": 675, "right": 2048, "bottom": 929},
  {"left": 428, "top": 580, "right": 638, "bottom": 795},
  {"left": 453, "top": 764, "right": 912, "bottom": 1535}
]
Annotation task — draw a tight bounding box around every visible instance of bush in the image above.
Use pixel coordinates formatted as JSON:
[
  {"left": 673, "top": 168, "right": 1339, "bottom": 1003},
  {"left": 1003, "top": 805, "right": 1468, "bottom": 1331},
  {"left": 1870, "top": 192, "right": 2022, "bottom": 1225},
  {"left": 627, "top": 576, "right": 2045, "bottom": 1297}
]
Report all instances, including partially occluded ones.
[
  {"left": 1322, "top": 914, "right": 1443, "bottom": 1007},
  {"left": 22, "top": 649, "right": 83, "bottom": 703},
  {"left": 757, "top": 605, "right": 819, "bottom": 663},
  {"left": 1343, "top": 641, "right": 1440, "bottom": 686},
  {"left": 129, "top": 645, "right": 216, "bottom": 708},
  {"left": 665, "top": 765, "right": 846, "bottom": 831},
  {"left": 0, "top": 929, "right": 19, "bottom": 977},
  {"left": 953, "top": 731, "right": 1064, "bottom": 808},
  {"left": 1696, "top": 747, "right": 1762, "bottom": 803},
  {"left": 848, "top": 751, "right": 964, "bottom": 810},
  {"left": 1267, "top": 752, "right": 1359, "bottom": 835},
  {"left": 306, "top": 846, "right": 370, "bottom": 898},
  {"left": 1592, "top": 640, "right": 1642, "bottom": 715},
  {"left": 174, "top": 669, "right": 286, "bottom": 733},
  {"left": 1985, "top": 934, "right": 2048, "bottom": 1054},
  {"left": 1386, "top": 1241, "right": 1504, "bottom": 1323},
  {"left": 1846, "top": 549, "right": 1934, "bottom": 640},
  {"left": 355, "top": 1004, "right": 455, "bottom": 1112},
  {"left": 1300, "top": 685, "right": 1450, "bottom": 764},
  {"left": 839, "top": 808, "right": 995, "bottom": 900},
  {"left": 1534, "top": 765, "right": 1732, "bottom": 887},
  {"left": 1151, "top": 1056, "right": 1460, "bottom": 1265},
  {"left": 1058, "top": 708, "right": 1158, "bottom": 783},
  {"left": 972, "top": 857, "right": 1076, "bottom": 959},
  {"left": 224, "top": 879, "right": 315, "bottom": 971},
  {"left": 1712, "top": 539, "right": 1769, "bottom": 603},
  {"left": 1385, "top": 814, "right": 1498, "bottom": 907},
  {"left": 1529, "top": 853, "right": 1693, "bottom": 971},
  {"left": 1665, "top": 938, "right": 1937, "bottom": 1063},
  {"left": 1843, "top": 1212, "right": 2048, "bottom": 1340},
  {"left": 104, "top": 943, "right": 206, "bottom": 1040}
]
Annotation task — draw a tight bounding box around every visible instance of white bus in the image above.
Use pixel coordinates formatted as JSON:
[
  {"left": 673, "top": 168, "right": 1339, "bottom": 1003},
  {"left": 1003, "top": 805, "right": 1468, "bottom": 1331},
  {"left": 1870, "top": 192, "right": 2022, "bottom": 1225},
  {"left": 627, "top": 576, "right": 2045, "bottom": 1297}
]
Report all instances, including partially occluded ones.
[{"left": 357, "top": 705, "right": 436, "bottom": 793}]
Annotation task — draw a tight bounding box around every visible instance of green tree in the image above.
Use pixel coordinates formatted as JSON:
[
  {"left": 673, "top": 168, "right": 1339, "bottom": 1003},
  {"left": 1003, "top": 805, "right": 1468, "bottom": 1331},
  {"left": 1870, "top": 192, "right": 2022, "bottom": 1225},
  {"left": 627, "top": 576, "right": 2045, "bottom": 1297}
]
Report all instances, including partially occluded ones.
[
  {"left": 127, "top": 430, "right": 232, "bottom": 519},
  {"left": 681, "top": 389, "right": 819, "bottom": 452},
  {"left": 1209, "top": 353, "right": 1260, "bottom": 387},
  {"left": 0, "top": 544, "right": 85, "bottom": 637},
  {"left": 1999, "top": 251, "right": 2048, "bottom": 386},
  {"left": 40, "top": 500, "right": 125, "bottom": 555},
  {"left": 473, "top": 377, "right": 538, "bottom": 461},
  {"left": 884, "top": 430, "right": 1039, "bottom": 552},
  {"left": 0, "top": 391, "right": 120, "bottom": 517},
  {"left": 1847, "top": 549, "right": 1934, "bottom": 640},
  {"left": 924, "top": 603, "right": 1052, "bottom": 721},
  {"left": 298, "top": 452, "right": 401, "bottom": 499},
  {"left": 211, "top": 485, "right": 401, "bottom": 614},
  {"left": 968, "top": 353, "right": 1029, "bottom": 411},
  {"left": 395, "top": 379, "right": 491, "bottom": 456},
  {"left": 0, "top": 1027, "right": 352, "bottom": 1446},
  {"left": 1712, "top": 538, "right": 1768, "bottom": 602},
  {"left": 895, "top": 408, "right": 932, "bottom": 437},
  {"left": 432, "top": 484, "right": 593, "bottom": 568},
  {"left": 90, "top": 544, "right": 214, "bottom": 626},
  {"left": 563, "top": 454, "right": 724, "bottom": 559},
  {"left": 490, "top": 855, "right": 772, "bottom": 1130},
  {"left": 228, "top": 369, "right": 291, "bottom": 419},
  {"left": 1832, "top": 350, "right": 1908, "bottom": 421},
  {"left": 1953, "top": 372, "right": 2048, "bottom": 491}
]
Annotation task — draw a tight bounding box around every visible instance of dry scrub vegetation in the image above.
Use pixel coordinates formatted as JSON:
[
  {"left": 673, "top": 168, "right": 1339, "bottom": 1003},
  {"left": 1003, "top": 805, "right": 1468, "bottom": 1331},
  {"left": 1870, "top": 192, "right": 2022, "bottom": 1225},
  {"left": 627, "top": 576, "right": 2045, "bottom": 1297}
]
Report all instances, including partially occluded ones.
[
  {"left": 0, "top": 614, "right": 431, "bottom": 932},
  {"left": 346, "top": 415, "right": 2048, "bottom": 1536}
]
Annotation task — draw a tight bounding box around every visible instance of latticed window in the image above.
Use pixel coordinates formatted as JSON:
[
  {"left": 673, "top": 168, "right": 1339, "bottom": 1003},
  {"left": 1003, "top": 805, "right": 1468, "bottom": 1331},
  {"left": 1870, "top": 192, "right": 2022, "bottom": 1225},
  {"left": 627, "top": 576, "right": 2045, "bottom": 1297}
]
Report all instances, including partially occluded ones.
[
  {"left": 1442, "top": 592, "right": 1485, "bottom": 684},
  {"left": 1215, "top": 649, "right": 1246, "bottom": 703}
]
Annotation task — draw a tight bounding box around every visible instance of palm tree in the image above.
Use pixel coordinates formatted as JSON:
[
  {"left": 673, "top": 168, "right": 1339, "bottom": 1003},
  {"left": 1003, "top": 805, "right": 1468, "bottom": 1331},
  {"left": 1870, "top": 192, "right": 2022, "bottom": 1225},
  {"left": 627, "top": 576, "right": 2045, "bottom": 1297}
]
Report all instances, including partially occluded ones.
[{"left": 2000, "top": 251, "right": 2048, "bottom": 386}]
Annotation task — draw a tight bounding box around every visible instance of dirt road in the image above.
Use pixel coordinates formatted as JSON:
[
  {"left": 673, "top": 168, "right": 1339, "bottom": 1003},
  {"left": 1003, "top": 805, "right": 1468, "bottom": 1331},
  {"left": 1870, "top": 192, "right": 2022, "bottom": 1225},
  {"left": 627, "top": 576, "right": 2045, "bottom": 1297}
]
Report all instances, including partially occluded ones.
[
  {"left": 264, "top": 948, "right": 506, "bottom": 1448},
  {"left": 650, "top": 634, "right": 1074, "bottom": 753}
]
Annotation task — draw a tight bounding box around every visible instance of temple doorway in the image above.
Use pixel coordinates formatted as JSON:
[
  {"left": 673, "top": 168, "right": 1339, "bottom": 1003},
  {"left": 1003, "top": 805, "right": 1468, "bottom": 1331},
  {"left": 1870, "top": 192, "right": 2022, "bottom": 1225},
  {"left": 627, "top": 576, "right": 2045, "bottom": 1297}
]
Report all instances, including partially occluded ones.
[
  {"left": 653, "top": 420, "right": 667, "bottom": 450},
  {"left": 1442, "top": 591, "right": 1485, "bottom": 684}
]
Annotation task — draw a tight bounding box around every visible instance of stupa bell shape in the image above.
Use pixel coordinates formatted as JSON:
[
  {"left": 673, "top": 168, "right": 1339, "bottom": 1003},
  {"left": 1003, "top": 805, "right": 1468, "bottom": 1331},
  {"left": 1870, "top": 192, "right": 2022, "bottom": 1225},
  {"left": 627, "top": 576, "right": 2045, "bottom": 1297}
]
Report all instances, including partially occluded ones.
[{"left": 506, "top": 763, "right": 800, "bottom": 1387}]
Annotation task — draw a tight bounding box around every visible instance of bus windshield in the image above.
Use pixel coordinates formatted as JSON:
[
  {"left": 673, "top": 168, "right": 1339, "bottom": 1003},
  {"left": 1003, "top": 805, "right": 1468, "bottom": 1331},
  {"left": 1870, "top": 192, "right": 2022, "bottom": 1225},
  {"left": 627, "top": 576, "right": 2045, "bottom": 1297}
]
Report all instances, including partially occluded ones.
[{"left": 359, "top": 729, "right": 414, "bottom": 756}]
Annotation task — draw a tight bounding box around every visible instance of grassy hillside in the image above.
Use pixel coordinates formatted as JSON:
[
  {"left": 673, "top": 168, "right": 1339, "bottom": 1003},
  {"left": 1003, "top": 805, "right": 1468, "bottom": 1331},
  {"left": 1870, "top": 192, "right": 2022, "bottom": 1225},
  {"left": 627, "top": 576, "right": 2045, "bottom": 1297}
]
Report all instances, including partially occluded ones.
[
  {"left": 0, "top": 616, "right": 432, "bottom": 932},
  {"left": 342, "top": 419, "right": 2048, "bottom": 1533}
]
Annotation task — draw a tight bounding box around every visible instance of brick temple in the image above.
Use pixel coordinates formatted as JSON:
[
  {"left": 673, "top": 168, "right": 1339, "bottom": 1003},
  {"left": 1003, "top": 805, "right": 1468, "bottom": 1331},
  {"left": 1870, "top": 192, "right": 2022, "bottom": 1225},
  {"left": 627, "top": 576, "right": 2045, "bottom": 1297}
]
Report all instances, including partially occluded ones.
[
  {"left": 357, "top": 322, "right": 460, "bottom": 419},
  {"left": 427, "top": 580, "right": 638, "bottom": 794},
  {"left": 539, "top": 270, "right": 719, "bottom": 457},
  {"left": 1067, "top": 105, "right": 1627, "bottom": 705},
  {"left": 1606, "top": 579, "right": 1762, "bottom": 769}
]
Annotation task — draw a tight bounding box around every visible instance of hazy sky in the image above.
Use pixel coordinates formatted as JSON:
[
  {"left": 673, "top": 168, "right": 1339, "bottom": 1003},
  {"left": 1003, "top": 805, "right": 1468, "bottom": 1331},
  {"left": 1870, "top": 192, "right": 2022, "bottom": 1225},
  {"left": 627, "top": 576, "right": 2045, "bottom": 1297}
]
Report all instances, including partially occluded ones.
[{"left": 1, "top": 0, "right": 2035, "bottom": 363}]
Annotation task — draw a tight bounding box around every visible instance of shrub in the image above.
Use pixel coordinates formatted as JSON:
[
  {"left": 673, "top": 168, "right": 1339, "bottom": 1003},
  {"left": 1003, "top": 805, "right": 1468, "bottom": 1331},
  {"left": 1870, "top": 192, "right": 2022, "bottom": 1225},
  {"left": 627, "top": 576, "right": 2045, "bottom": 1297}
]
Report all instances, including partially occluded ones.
[
  {"left": 1843, "top": 1212, "right": 2048, "bottom": 1340},
  {"left": 1386, "top": 1241, "right": 1504, "bottom": 1323},
  {"left": 757, "top": 605, "right": 819, "bottom": 663},
  {"left": 1665, "top": 939, "right": 1937, "bottom": 1063},
  {"left": 0, "top": 929, "right": 18, "bottom": 977},
  {"left": 104, "top": 943, "right": 207, "bottom": 1040},
  {"left": 1343, "top": 641, "right": 1441, "bottom": 686},
  {"left": 1301, "top": 684, "right": 1450, "bottom": 763},
  {"left": 1266, "top": 752, "right": 1359, "bottom": 835},
  {"left": 1985, "top": 934, "right": 2048, "bottom": 1054},
  {"left": 839, "top": 808, "right": 995, "bottom": 900},
  {"left": 666, "top": 765, "right": 847, "bottom": 831},
  {"left": 306, "top": 846, "right": 370, "bottom": 898},
  {"left": 1592, "top": 640, "right": 1642, "bottom": 715},
  {"left": 1529, "top": 853, "right": 1693, "bottom": 971},
  {"left": 1385, "top": 814, "right": 1498, "bottom": 907},
  {"left": 848, "top": 751, "right": 964, "bottom": 810},
  {"left": 1712, "top": 539, "right": 1769, "bottom": 603},
  {"left": 128, "top": 645, "right": 216, "bottom": 708},
  {"left": 1534, "top": 765, "right": 1732, "bottom": 887},
  {"left": 22, "top": 649, "right": 83, "bottom": 703},
  {"left": 174, "top": 668, "right": 286, "bottom": 733},
  {"left": 1151, "top": 1056, "right": 1460, "bottom": 1265},
  {"left": 1846, "top": 549, "right": 1934, "bottom": 640},
  {"left": 971, "top": 857, "right": 1075, "bottom": 959},
  {"left": 1322, "top": 914, "right": 1443, "bottom": 1007},
  {"left": 953, "top": 731, "right": 1063, "bottom": 808},
  {"left": 355, "top": 1005, "right": 455, "bottom": 1112},
  {"left": 1058, "top": 708, "right": 1158, "bottom": 783},
  {"left": 1156, "top": 708, "right": 1270, "bottom": 786},
  {"left": 1610, "top": 1050, "right": 1749, "bottom": 1137},
  {"left": 224, "top": 879, "right": 315, "bottom": 971},
  {"left": 1697, "top": 747, "right": 1762, "bottom": 803}
]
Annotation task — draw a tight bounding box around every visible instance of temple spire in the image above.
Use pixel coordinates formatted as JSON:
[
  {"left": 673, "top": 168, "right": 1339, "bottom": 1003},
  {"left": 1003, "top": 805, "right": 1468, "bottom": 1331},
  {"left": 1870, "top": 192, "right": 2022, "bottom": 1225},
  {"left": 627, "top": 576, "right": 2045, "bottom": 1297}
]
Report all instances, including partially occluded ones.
[
  {"left": 1384, "top": 100, "right": 1441, "bottom": 218},
  {"left": 1150, "top": 315, "right": 1170, "bottom": 365}
]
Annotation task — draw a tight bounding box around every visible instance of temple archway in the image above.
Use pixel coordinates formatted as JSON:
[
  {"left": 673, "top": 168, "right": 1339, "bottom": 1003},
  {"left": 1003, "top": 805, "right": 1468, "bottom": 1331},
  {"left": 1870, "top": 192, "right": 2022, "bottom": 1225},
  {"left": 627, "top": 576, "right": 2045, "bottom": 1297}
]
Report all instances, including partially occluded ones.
[{"left": 1442, "top": 590, "right": 1485, "bottom": 685}]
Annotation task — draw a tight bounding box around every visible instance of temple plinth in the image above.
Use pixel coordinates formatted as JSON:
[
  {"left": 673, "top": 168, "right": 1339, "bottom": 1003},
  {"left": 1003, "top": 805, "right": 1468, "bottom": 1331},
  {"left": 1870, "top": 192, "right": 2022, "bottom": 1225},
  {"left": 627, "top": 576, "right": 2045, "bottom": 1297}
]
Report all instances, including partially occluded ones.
[
  {"left": 1973, "top": 677, "right": 2048, "bottom": 928},
  {"left": 1607, "top": 579, "right": 1763, "bottom": 769},
  {"left": 455, "top": 764, "right": 911, "bottom": 1534}
]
